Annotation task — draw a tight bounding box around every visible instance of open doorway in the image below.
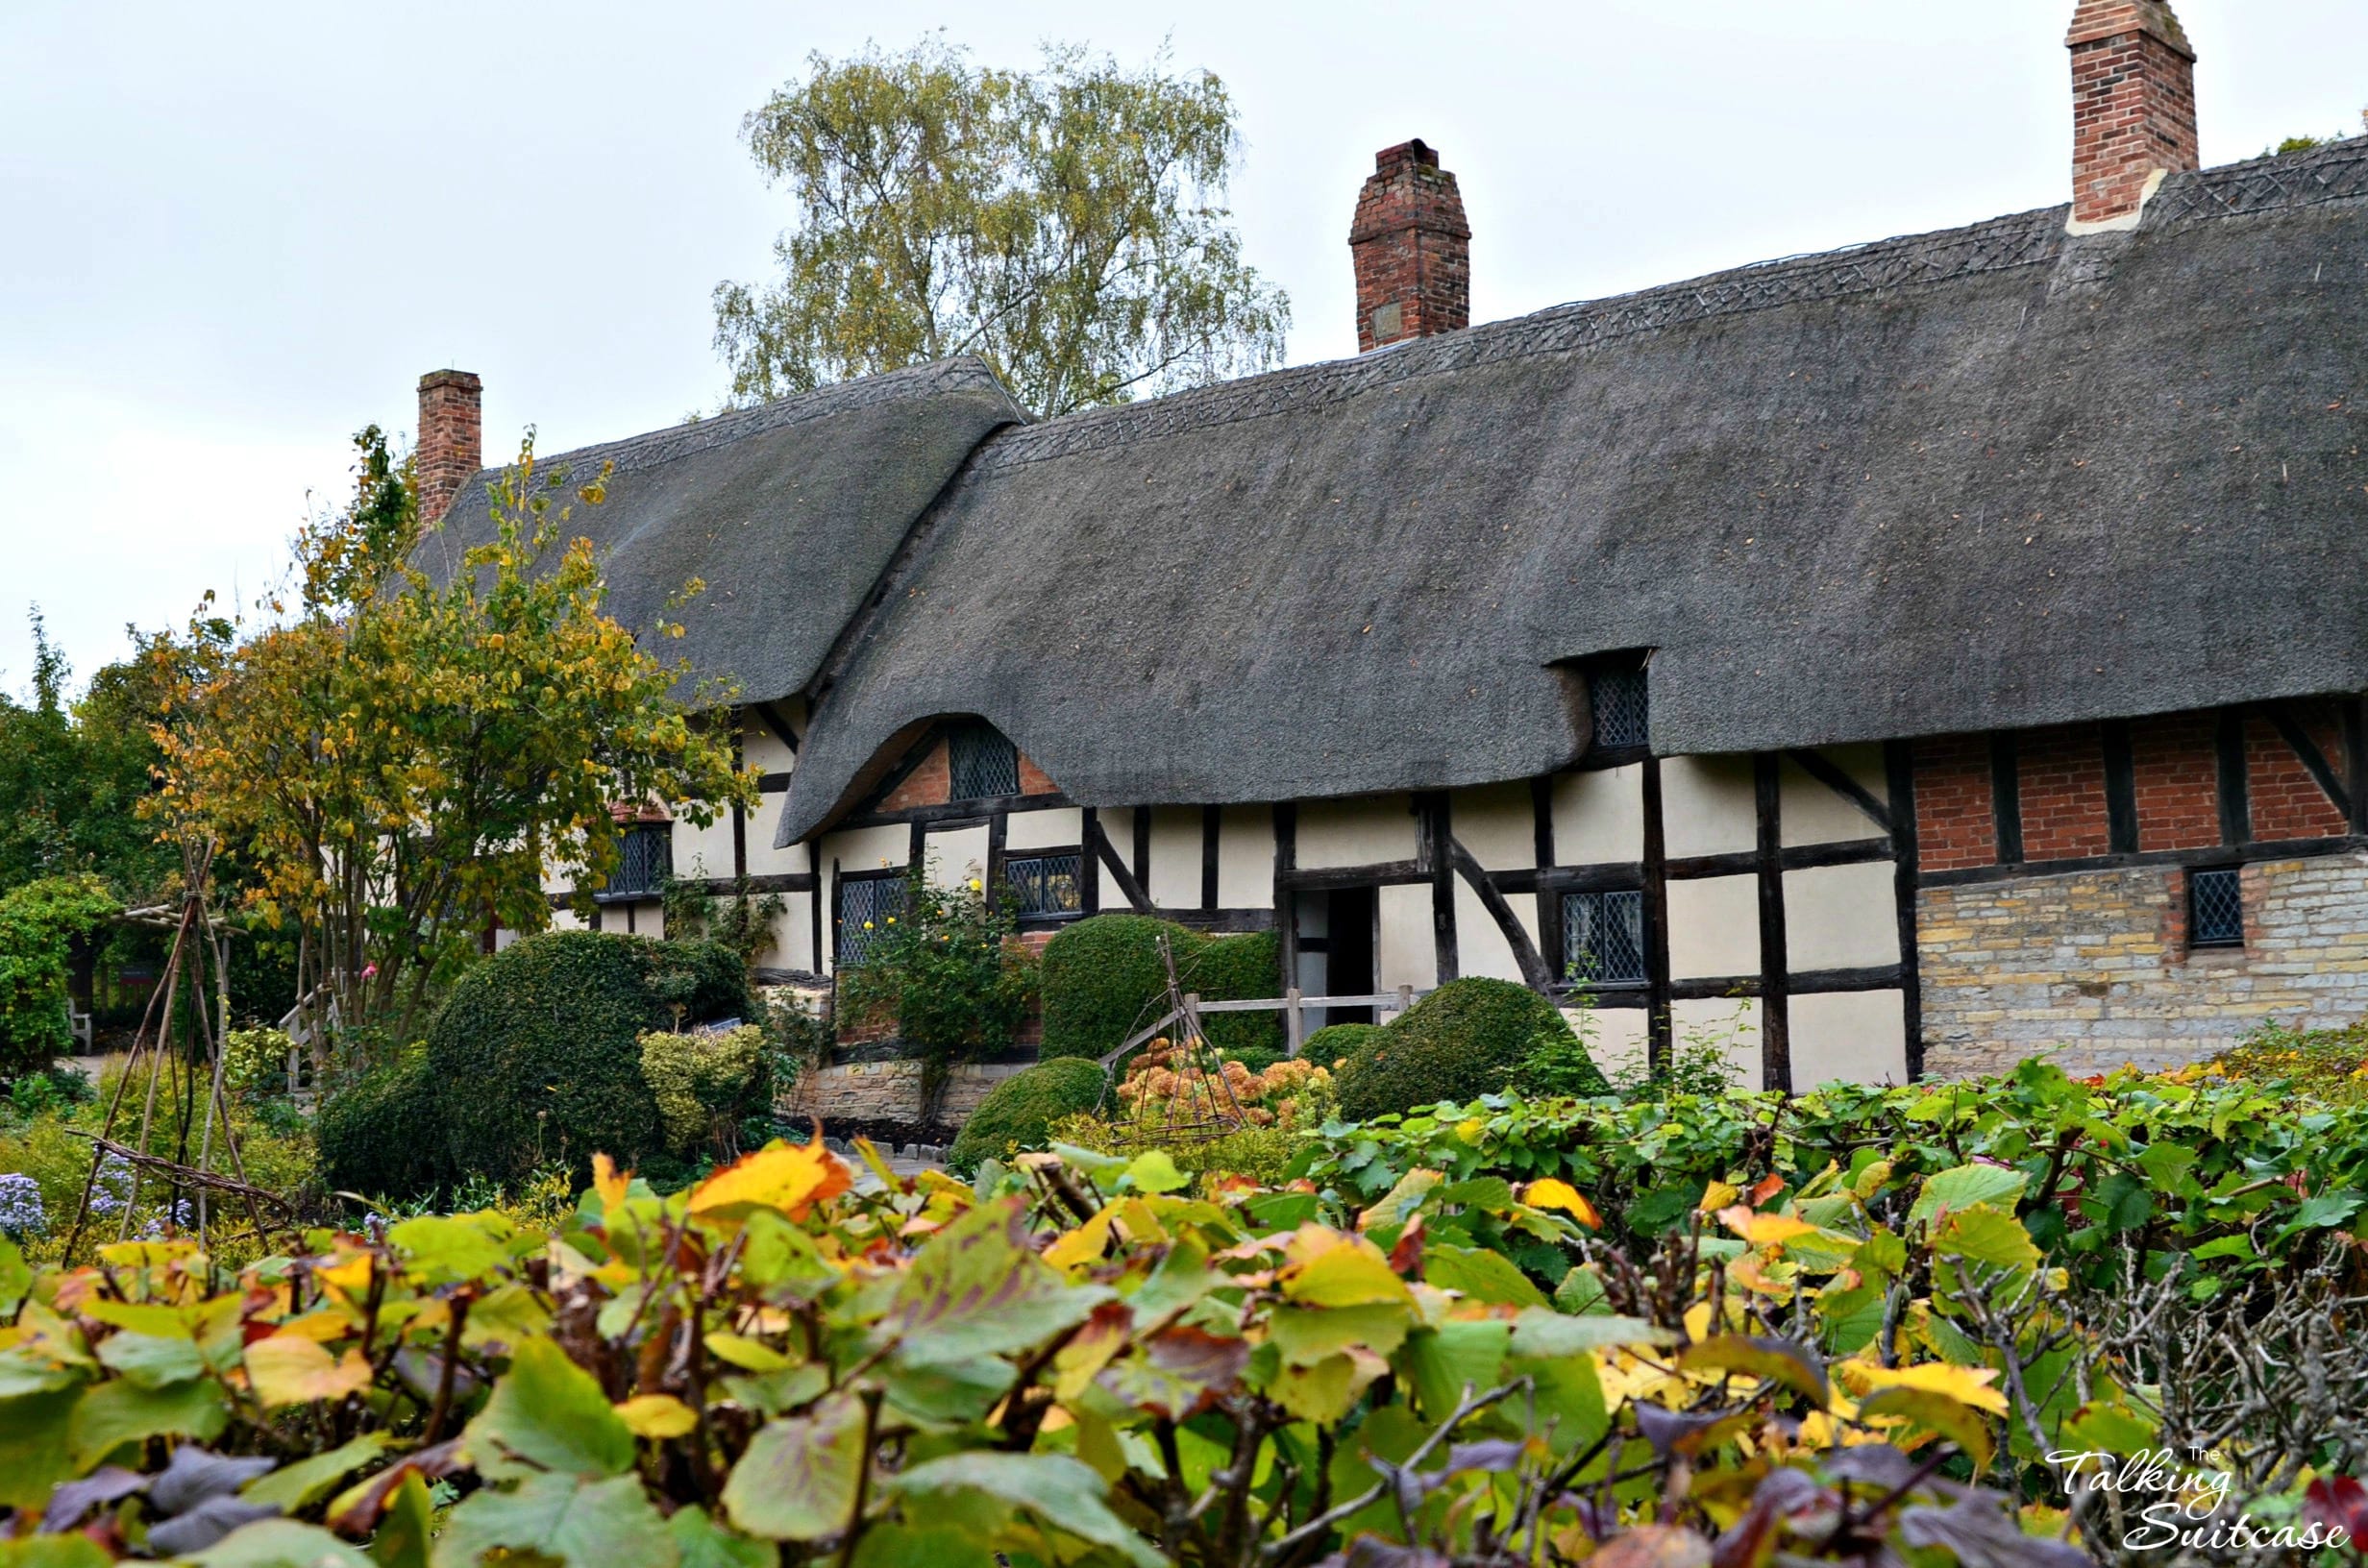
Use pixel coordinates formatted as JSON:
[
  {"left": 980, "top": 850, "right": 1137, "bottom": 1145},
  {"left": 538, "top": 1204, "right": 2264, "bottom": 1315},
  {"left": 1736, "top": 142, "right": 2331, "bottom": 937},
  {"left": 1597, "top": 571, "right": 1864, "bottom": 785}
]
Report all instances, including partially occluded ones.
[{"left": 1293, "top": 887, "right": 1377, "bottom": 1029}]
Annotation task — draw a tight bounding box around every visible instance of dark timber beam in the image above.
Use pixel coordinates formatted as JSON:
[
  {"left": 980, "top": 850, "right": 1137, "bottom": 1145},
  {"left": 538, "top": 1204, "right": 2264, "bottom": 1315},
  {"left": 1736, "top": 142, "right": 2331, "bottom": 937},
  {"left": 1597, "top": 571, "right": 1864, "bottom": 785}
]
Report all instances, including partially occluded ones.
[
  {"left": 2346, "top": 698, "right": 2368, "bottom": 837},
  {"left": 1886, "top": 741, "right": 1925, "bottom": 1081},
  {"left": 1090, "top": 815, "right": 1154, "bottom": 914},
  {"left": 1989, "top": 732, "right": 2024, "bottom": 866},
  {"left": 1531, "top": 776, "right": 1563, "bottom": 978},
  {"left": 2101, "top": 721, "right": 2138, "bottom": 855},
  {"left": 1784, "top": 748, "right": 1890, "bottom": 835},
  {"left": 984, "top": 811, "right": 1008, "bottom": 915},
  {"left": 1418, "top": 792, "right": 1459, "bottom": 984},
  {"left": 1754, "top": 754, "right": 1792, "bottom": 1093},
  {"left": 2265, "top": 701, "right": 2352, "bottom": 821},
  {"left": 1079, "top": 808, "right": 1102, "bottom": 915},
  {"left": 1274, "top": 802, "right": 1299, "bottom": 997},
  {"left": 2215, "top": 709, "right": 2252, "bottom": 845},
  {"left": 1201, "top": 805, "right": 1221, "bottom": 910},
  {"left": 1640, "top": 756, "right": 1673, "bottom": 1073},
  {"left": 1132, "top": 808, "right": 1151, "bottom": 892},
  {"left": 1922, "top": 833, "right": 2368, "bottom": 889},
  {"left": 1280, "top": 861, "right": 1430, "bottom": 892},
  {"left": 1448, "top": 836, "right": 1555, "bottom": 993},
  {"left": 752, "top": 701, "right": 802, "bottom": 757},
  {"left": 730, "top": 727, "right": 748, "bottom": 881},
  {"left": 842, "top": 791, "right": 1076, "bottom": 829}
]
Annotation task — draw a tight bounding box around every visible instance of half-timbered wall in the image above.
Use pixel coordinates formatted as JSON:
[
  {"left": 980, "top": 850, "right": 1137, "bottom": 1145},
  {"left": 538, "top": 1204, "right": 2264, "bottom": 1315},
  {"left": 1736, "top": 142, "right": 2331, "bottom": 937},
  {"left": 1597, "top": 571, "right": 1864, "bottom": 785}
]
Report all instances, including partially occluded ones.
[{"left": 1912, "top": 695, "right": 2368, "bottom": 1074}]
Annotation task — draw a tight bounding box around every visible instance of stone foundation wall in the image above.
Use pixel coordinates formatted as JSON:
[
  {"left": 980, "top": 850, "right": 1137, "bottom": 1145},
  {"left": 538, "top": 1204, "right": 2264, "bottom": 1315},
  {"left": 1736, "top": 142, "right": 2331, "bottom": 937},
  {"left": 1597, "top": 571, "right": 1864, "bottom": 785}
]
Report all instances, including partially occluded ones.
[
  {"left": 1918, "top": 853, "right": 2368, "bottom": 1077},
  {"left": 783, "top": 1060, "right": 1031, "bottom": 1127}
]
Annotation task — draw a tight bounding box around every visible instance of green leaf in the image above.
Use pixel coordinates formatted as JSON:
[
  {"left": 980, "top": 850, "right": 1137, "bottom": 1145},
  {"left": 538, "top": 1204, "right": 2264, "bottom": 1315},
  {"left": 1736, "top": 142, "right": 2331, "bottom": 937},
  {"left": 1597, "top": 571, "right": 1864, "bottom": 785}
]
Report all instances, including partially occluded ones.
[
  {"left": 1423, "top": 1243, "right": 1547, "bottom": 1308},
  {"left": 1932, "top": 1206, "right": 2041, "bottom": 1278},
  {"left": 389, "top": 1213, "right": 517, "bottom": 1287},
  {"left": 850, "top": 1526, "right": 976, "bottom": 1568},
  {"left": 461, "top": 1335, "right": 635, "bottom": 1481},
  {"left": 885, "top": 1453, "right": 1162, "bottom": 1568},
  {"left": 0, "top": 1535, "right": 115, "bottom": 1568},
  {"left": 68, "top": 1374, "right": 229, "bottom": 1469},
  {"left": 1506, "top": 1310, "right": 1671, "bottom": 1360},
  {"left": 370, "top": 1473, "right": 435, "bottom": 1568},
  {"left": 1910, "top": 1164, "right": 2028, "bottom": 1224},
  {"left": 2189, "top": 1235, "right": 2254, "bottom": 1262},
  {"left": 722, "top": 1394, "right": 868, "bottom": 1542},
  {"left": 95, "top": 1331, "right": 207, "bottom": 1389},
  {"left": 1119, "top": 1149, "right": 1189, "bottom": 1195},
  {"left": 0, "top": 1387, "right": 81, "bottom": 1509},
  {"left": 668, "top": 1506, "right": 777, "bottom": 1568},
  {"left": 184, "top": 1521, "right": 376, "bottom": 1568},
  {"left": 2090, "top": 1173, "right": 2155, "bottom": 1234},
  {"left": 432, "top": 1473, "right": 677, "bottom": 1568},
  {"left": 1857, "top": 1385, "right": 1994, "bottom": 1473},
  {"left": 243, "top": 1431, "right": 398, "bottom": 1513},
  {"left": 879, "top": 1197, "right": 1110, "bottom": 1365},
  {"left": 1400, "top": 1320, "right": 1510, "bottom": 1422},
  {"left": 0, "top": 1233, "right": 29, "bottom": 1317},
  {"left": 1267, "top": 1302, "right": 1411, "bottom": 1367}
]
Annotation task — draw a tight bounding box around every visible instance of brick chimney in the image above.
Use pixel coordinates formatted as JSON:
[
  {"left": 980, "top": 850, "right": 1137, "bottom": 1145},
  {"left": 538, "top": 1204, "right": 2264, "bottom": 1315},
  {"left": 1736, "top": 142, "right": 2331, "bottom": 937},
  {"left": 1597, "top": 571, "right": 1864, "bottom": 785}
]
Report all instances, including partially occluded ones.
[
  {"left": 2066, "top": 1, "right": 2199, "bottom": 231},
  {"left": 416, "top": 369, "right": 482, "bottom": 527},
  {"left": 1348, "top": 139, "right": 1470, "bottom": 353}
]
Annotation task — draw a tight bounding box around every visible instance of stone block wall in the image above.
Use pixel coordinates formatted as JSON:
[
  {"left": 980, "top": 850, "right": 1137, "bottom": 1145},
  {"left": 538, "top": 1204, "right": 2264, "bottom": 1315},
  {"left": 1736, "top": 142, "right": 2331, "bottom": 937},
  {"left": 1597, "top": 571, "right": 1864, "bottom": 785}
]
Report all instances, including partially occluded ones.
[
  {"left": 1919, "top": 853, "right": 2368, "bottom": 1077},
  {"left": 782, "top": 1060, "right": 1029, "bottom": 1126}
]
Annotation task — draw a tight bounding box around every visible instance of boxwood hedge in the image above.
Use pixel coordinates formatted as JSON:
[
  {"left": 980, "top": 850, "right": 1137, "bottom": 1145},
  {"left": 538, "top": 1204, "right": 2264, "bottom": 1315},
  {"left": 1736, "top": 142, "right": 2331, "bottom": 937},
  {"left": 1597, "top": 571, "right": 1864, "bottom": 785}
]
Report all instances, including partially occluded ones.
[
  {"left": 948, "top": 1056, "right": 1108, "bottom": 1174},
  {"left": 1334, "top": 977, "right": 1601, "bottom": 1120},
  {"left": 1038, "top": 915, "right": 1280, "bottom": 1062}
]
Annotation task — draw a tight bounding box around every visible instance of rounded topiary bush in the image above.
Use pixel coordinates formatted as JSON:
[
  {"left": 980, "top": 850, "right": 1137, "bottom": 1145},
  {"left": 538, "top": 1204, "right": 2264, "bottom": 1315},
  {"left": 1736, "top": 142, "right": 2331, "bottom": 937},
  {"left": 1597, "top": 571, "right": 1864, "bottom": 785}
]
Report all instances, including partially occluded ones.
[
  {"left": 414, "top": 932, "right": 752, "bottom": 1193},
  {"left": 1039, "top": 915, "right": 1280, "bottom": 1062},
  {"left": 1303, "top": 1022, "right": 1385, "bottom": 1070},
  {"left": 948, "top": 1057, "right": 1108, "bottom": 1174},
  {"left": 317, "top": 1054, "right": 449, "bottom": 1200},
  {"left": 1334, "top": 978, "right": 1601, "bottom": 1121}
]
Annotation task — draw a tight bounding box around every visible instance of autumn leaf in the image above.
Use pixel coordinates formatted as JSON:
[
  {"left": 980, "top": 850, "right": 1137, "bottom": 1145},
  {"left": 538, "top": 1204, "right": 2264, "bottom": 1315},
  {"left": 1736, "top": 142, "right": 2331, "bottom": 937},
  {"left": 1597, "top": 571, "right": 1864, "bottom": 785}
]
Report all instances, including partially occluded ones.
[
  {"left": 687, "top": 1140, "right": 852, "bottom": 1224},
  {"left": 244, "top": 1335, "right": 373, "bottom": 1409}
]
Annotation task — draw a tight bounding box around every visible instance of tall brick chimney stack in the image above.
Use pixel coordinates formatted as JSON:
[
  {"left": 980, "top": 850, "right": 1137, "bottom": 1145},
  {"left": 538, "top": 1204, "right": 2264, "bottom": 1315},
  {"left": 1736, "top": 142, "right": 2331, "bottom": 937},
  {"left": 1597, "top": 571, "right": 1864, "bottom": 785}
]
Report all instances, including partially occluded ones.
[
  {"left": 1348, "top": 139, "right": 1470, "bottom": 353},
  {"left": 416, "top": 369, "right": 482, "bottom": 527},
  {"left": 2066, "top": 0, "right": 2199, "bottom": 231}
]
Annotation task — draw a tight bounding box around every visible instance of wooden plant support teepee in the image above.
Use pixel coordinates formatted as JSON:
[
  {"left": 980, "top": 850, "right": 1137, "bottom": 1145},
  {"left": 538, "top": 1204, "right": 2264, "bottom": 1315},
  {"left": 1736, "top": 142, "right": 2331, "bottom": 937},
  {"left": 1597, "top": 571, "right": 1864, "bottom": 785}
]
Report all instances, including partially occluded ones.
[
  {"left": 1122, "top": 933, "right": 1248, "bottom": 1146},
  {"left": 61, "top": 839, "right": 286, "bottom": 1261}
]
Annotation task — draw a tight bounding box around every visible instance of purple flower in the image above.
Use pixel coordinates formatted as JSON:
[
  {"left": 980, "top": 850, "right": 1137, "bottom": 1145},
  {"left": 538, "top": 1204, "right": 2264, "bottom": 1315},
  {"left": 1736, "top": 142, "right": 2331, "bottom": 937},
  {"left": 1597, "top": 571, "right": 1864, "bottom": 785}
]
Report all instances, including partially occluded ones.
[{"left": 0, "top": 1173, "right": 45, "bottom": 1238}]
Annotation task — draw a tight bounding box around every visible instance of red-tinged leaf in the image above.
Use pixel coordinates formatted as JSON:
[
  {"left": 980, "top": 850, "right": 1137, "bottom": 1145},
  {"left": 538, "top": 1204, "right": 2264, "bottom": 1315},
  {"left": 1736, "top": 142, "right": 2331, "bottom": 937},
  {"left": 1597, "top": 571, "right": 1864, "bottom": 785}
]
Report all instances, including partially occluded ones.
[
  {"left": 1098, "top": 1327, "right": 1250, "bottom": 1419},
  {"left": 1389, "top": 1213, "right": 1425, "bottom": 1276},
  {"left": 325, "top": 1438, "right": 463, "bottom": 1536},
  {"left": 2306, "top": 1475, "right": 2368, "bottom": 1540},
  {"left": 1747, "top": 1173, "right": 1786, "bottom": 1207}
]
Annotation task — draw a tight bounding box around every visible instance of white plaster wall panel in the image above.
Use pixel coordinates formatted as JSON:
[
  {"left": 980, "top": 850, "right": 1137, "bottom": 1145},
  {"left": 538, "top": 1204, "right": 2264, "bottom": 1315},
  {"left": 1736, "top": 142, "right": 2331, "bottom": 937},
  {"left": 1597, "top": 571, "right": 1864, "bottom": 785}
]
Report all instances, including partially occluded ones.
[
  {"left": 1296, "top": 795, "right": 1418, "bottom": 869},
  {"left": 1377, "top": 885, "right": 1435, "bottom": 994},
  {"left": 1662, "top": 756, "right": 1759, "bottom": 859},
  {"left": 1452, "top": 883, "right": 1539, "bottom": 983},
  {"left": 827, "top": 826, "right": 910, "bottom": 876},
  {"left": 1147, "top": 807, "right": 1202, "bottom": 910},
  {"left": 1005, "top": 806, "right": 1084, "bottom": 852},
  {"left": 1784, "top": 862, "right": 1901, "bottom": 972},
  {"left": 549, "top": 907, "right": 588, "bottom": 932},
  {"left": 764, "top": 905, "right": 815, "bottom": 973},
  {"left": 1666, "top": 874, "right": 1762, "bottom": 981},
  {"left": 1788, "top": 990, "right": 1910, "bottom": 1087},
  {"left": 674, "top": 814, "right": 738, "bottom": 885},
  {"left": 1449, "top": 782, "right": 1536, "bottom": 870},
  {"left": 745, "top": 813, "right": 807, "bottom": 877},
  {"left": 740, "top": 710, "right": 799, "bottom": 775},
  {"left": 1218, "top": 806, "right": 1274, "bottom": 909},
  {"left": 1674, "top": 996, "right": 1764, "bottom": 1090},
  {"left": 925, "top": 825, "right": 991, "bottom": 887},
  {"left": 1552, "top": 767, "right": 1644, "bottom": 867},
  {"left": 1780, "top": 746, "right": 1890, "bottom": 847},
  {"left": 1569, "top": 1004, "right": 1650, "bottom": 1083}
]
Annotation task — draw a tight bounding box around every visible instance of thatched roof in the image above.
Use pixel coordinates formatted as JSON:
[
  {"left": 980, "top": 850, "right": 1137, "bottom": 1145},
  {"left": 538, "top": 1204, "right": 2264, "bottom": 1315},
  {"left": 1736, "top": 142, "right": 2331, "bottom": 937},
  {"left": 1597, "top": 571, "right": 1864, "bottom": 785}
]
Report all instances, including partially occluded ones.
[
  {"left": 420, "top": 358, "right": 1025, "bottom": 704},
  {"left": 776, "top": 140, "right": 2368, "bottom": 841}
]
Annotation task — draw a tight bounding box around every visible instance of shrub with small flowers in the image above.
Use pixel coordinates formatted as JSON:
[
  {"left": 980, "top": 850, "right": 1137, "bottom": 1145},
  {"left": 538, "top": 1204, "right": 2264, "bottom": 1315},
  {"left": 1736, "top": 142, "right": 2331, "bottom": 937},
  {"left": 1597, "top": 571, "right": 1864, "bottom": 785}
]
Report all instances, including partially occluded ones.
[
  {"left": 834, "top": 855, "right": 1039, "bottom": 1118},
  {"left": 0, "top": 1171, "right": 44, "bottom": 1238}
]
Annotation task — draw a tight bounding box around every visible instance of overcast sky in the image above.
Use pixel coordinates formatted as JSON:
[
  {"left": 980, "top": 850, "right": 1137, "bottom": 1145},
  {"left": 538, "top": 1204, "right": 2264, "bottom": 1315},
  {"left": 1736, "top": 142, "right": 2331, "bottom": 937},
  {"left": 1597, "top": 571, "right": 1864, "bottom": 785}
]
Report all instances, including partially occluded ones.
[{"left": 4, "top": 0, "right": 2362, "bottom": 696}]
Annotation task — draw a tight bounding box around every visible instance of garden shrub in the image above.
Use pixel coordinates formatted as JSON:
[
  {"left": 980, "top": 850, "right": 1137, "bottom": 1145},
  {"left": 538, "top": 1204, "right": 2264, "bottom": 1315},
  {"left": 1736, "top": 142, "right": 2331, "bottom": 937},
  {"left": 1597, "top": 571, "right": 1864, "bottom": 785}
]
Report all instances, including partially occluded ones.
[
  {"left": 2209, "top": 1017, "right": 2368, "bottom": 1104},
  {"left": 1038, "top": 914, "right": 1280, "bottom": 1061},
  {"left": 1334, "top": 976, "right": 1600, "bottom": 1120},
  {"left": 638, "top": 1024, "right": 767, "bottom": 1159},
  {"left": 316, "top": 1053, "right": 449, "bottom": 1201},
  {"left": 399, "top": 931, "right": 751, "bottom": 1194},
  {"left": 0, "top": 873, "right": 116, "bottom": 1077},
  {"left": 947, "top": 1056, "right": 1107, "bottom": 1174},
  {"left": 1302, "top": 1021, "right": 1384, "bottom": 1068}
]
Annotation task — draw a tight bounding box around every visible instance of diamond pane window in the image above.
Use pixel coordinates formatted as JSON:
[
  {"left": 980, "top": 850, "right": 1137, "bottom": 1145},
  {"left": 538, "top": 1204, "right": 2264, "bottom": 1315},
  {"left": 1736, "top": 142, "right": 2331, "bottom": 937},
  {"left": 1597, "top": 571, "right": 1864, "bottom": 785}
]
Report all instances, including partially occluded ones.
[
  {"left": 835, "top": 874, "right": 908, "bottom": 968},
  {"left": 2190, "top": 868, "right": 2244, "bottom": 948},
  {"left": 610, "top": 823, "right": 673, "bottom": 897},
  {"left": 1564, "top": 889, "right": 1647, "bottom": 986},
  {"left": 1590, "top": 668, "right": 1649, "bottom": 751},
  {"left": 1006, "top": 852, "right": 1084, "bottom": 918},
  {"left": 948, "top": 723, "right": 1020, "bottom": 800}
]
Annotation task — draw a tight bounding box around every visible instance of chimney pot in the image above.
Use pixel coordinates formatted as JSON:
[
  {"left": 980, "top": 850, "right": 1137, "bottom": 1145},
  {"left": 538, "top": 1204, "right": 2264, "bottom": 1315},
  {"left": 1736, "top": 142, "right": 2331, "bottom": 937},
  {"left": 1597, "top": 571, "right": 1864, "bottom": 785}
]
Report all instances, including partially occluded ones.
[
  {"left": 416, "top": 369, "right": 482, "bottom": 528},
  {"left": 1348, "top": 138, "right": 1470, "bottom": 354},
  {"left": 2065, "top": 0, "right": 2198, "bottom": 230}
]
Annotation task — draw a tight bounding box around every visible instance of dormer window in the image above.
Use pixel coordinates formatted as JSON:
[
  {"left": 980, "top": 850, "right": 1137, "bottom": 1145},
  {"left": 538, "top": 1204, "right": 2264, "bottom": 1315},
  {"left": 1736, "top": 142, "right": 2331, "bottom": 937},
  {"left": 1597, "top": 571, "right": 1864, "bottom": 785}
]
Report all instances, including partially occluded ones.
[
  {"left": 1589, "top": 663, "right": 1650, "bottom": 753},
  {"left": 948, "top": 723, "right": 1020, "bottom": 800}
]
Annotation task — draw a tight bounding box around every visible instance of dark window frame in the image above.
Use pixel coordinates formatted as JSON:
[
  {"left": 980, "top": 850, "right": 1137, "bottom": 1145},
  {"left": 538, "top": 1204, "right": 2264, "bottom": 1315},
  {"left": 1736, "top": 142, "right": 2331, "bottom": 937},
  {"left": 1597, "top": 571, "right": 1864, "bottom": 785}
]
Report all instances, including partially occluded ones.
[
  {"left": 1589, "top": 665, "right": 1651, "bottom": 754},
  {"left": 948, "top": 723, "right": 1021, "bottom": 801},
  {"left": 1003, "top": 847, "right": 1086, "bottom": 922},
  {"left": 2188, "top": 867, "right": 2245, "bottom": 950},
  {"left": 833, "top": 869, "right": 909, "bottom": 968},
  {"left": 598, "top": 821, "right": 674, "bottom": 902},
  {"left": 1561, "top": 886, "right": 1649, "bottom": 988}
]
